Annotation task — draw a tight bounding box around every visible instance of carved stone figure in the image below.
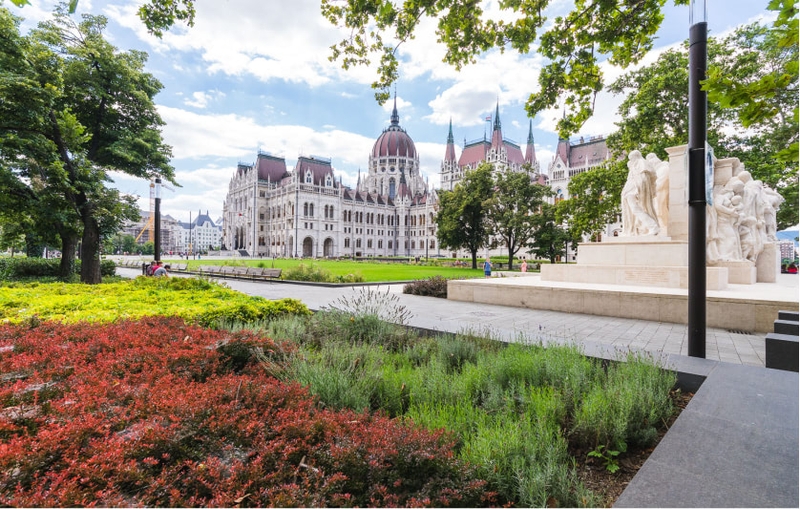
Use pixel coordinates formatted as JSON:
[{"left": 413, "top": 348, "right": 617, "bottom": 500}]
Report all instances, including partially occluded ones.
[
  {"left": 762, "top": 186, "right": 784, "bottom": 241},
  {"left": 709, "top": 188, "right": 742, "bottom": 262},
  {"left": 737, "top": 171, "right": 765, "bottom": 262},
  {"left": 646, "top": 153, "right": 670, "bottom": 233},
  {"left": 621, "top": 150, "right": 660, "bottom": 236}
]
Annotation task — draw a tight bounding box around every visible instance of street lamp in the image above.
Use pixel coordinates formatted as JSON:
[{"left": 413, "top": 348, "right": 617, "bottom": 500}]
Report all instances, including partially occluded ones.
[
  {"left": 687, "top": 0, "right": 707, "bottom": 358},
  {"left": 154, "top": 178, "right": 162, "bottom": 262}
]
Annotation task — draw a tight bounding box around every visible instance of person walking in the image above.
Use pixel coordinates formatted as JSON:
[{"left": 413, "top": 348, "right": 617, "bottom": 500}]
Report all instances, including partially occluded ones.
[
  {"left": 521, "top": 259, "right": 528, "bottom": 273},
  {"left": 483, "top": 257, "right": 492, "bottom": 278}
]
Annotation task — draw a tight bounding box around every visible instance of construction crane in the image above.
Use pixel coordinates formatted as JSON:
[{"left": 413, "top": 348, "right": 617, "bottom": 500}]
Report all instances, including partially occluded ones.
[{"left": 135, "top": 178, "right": 174, "bottom": 243}]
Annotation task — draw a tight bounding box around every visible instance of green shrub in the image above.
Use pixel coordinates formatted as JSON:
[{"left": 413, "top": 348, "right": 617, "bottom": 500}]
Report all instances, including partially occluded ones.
[
  {"left": 436, "top": 334, "right": 480, "bottom": 373},
  {"left": 403, "top": 275, "right": 452, "bottom": 298},
  {"left": 571, "top": 352, "right": 676, "bottom": 450},
  {"left": 282, "top": 263, "right": 364, "bottom": 283},
  {"left": 0, "top": 258, "right": 116, "bottom": 281}
]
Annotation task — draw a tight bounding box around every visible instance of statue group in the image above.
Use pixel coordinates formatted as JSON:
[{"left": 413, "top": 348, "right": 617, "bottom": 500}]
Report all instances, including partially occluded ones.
[{"left": 621, "top": 150, "right": 784, "bottom": 265}]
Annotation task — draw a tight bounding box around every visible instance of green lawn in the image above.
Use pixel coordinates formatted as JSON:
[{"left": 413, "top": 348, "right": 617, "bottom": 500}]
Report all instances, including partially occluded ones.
[{"left": 161, "top": 257, "right": 488, "bottom": 282}]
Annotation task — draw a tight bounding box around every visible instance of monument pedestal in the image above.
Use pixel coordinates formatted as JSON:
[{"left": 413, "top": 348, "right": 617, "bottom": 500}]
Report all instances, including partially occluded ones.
[
  {"left": 711, "top": 260, "right": 756, "bottom": 285},
  {"left": 541, "top": 239, "right": 729, "bottom": 291},
  {"left": 756, "top": 242, "right": 780, "bottom": 283}
]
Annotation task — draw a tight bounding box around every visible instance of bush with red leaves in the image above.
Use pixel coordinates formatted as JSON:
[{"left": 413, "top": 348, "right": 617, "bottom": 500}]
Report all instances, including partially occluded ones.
[{"left": 0, "top": 317, "right": 496, "bottom": 507}]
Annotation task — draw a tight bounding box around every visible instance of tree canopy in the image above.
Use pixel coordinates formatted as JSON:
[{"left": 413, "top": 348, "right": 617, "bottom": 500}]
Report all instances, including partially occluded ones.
[
  {"left": 436, "top": 163, "right": 493, "bottom": 268},
  {"left": 484, "top": 167, "right": 551, "bottom": 269},
  {"left": 0, "top": 4, "right": 175, "bottom": 282}
]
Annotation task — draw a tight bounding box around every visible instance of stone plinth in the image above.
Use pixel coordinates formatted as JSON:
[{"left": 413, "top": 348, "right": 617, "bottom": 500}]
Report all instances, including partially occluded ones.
[
  {"left": 756, "top": 242, "right": 780, "bottom": 283},
  {"left": 712, "top": 260, "right": 757, "bottom": 285},
  {"left": 541, "top": 239, "right": 728, "bottom": 290},
  {"left": 541, "top": 263, "right": 728, "bottom": 290}
]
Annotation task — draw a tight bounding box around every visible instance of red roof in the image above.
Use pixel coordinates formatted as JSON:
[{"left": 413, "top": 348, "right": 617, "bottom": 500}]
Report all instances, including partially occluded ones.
[{"left": 256, "top": 153, "right": 288, "bottom": 182}]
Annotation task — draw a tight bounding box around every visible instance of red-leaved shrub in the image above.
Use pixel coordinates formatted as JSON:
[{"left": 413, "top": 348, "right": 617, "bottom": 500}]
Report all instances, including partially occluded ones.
[{"left": 0, "top": 317, "right": 496, "bottom": 507}]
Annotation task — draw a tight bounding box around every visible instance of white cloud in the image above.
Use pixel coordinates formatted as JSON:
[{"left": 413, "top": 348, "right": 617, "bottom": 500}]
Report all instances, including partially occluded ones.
[
  {"left": 183, "top": 90, "right": 224, "bottom": 109},
  {"left": 104, "top": 0, "right": 378, "bottom": 88}
]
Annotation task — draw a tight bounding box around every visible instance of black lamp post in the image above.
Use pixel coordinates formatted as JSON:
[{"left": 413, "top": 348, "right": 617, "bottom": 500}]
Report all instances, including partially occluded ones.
[
  {"left": 688, "top": 0, "right": 707, "bottom": 358},
  {"left": 154, "top": 177, "right": 162, "bottom": 262}
]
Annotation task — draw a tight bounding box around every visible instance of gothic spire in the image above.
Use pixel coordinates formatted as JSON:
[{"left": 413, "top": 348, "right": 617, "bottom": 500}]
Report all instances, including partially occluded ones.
[{"left": 390, "top": 91, "right": 400, "bottom": 126}]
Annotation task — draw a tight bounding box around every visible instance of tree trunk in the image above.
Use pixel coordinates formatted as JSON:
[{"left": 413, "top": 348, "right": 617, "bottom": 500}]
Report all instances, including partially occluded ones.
[
  {"left": 58, "top": 233, "right": 78, "bottom": 279},
  {"left": 470, "top": 250, "right": 478, "bottom": 270},
  {"left": 80, "top": 216, "right": 102, "bottom": 284}
]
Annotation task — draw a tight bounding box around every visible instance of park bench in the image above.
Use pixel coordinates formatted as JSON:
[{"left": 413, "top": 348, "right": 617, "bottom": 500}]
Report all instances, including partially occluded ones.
[{"left": 262, "top": 268, "right": 282, "bottom": 280}]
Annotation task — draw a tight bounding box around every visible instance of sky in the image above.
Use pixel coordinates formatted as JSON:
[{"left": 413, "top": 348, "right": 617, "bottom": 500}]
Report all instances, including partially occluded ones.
[{"left": 9, "top": 0, "right": 775, "bottom": 224}]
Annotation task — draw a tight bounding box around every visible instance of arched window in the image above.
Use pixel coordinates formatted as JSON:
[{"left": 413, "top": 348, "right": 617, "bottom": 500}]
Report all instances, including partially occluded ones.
[
  {"left": 309, "top": 204, "right": 314, "bottom": 217},
  {"left": 389, "top": 178, "right": 396, "bottom": 200},
  {"left": 305, "top": 171, "right": 312, "bottom": 183},
  {"left": 303, "top": 203, "right": 308, "bottom": 217},
  {"left": 325, "top": 175, "right": 332, "bottom": 187}
]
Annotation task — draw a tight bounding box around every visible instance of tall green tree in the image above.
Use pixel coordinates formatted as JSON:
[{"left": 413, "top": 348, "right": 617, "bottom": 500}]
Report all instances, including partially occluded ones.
[
  {"left": 705, "top": 0, "right": 798, "bottom": 164},
  {"left": 436, "top": 163, "right": 493, "bottom": 269},
  {"left": 485, "top": 167, "right": 551, "bottom": 269},
  {"left": 0, "top": 5, "right": 173, "bottom": 283},
  {"left": 529, "top": 203, "right": 572, "bottom": 264},
  {"left": 555, "top": 161, "right": 628, "bottom": 241}
]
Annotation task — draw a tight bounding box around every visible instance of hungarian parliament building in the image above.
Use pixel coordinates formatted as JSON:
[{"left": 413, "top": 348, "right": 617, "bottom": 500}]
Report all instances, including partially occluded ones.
[{"left": 221, "top": 100, "right": 610, "bottom": 259}]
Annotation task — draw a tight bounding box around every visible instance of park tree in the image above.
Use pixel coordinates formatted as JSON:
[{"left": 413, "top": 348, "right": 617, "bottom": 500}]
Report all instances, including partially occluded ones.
[
  {"left": 0, "top": 5, "right": 172, "bottom": 283},
  {"left": 555, "top": 161, "right": 628, "bottom": 242},
  {"left": 436, "top": 163, "right": 493, "bottom": 269},
  {"left": 529, "top": 202, "right": 573, "bottom": 264},
  {"left": 484, "top": 167, "right": 551, "bottom": 269}
]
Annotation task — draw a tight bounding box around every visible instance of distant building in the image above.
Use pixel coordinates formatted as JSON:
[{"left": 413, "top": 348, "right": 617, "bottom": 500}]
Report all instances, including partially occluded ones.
[
  {"left": 177, "top": 211, "right": 223, "bottom": 254},
  {"left": 780, "top": 239, "right": 797, "bottom": 261},
  {"left": 440, "top": 102, "right": 541, "bottom": 192},
  {"left": 222, "top": 99, "right": 438, "bottom": 258},
  {"left": 122, "top": 211, "right": 181, "bottom": 253}
]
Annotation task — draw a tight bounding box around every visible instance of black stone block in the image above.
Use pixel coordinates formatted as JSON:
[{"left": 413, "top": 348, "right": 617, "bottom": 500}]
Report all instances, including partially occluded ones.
[
  {"left": 774, "top": 319, "right": 800, "bottom": 336},
  {"left": 765, "top": 332, "right": 799, "bottom": 372},
  {"left": 778, "top": 310, "right": 799, "bottom": 322}
]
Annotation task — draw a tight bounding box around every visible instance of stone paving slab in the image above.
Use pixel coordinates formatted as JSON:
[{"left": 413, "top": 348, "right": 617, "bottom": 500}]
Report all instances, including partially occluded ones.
[{"left": 615, "top": 363, "right": 798, "bottom": 508}]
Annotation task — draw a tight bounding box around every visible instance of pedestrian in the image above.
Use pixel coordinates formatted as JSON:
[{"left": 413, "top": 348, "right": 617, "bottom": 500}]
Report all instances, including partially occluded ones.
[
  {"left": 145, "top": 261, "right": 156, "bottom": 276},
  {"left": 153, "top": 262, "right": 168, "bottom": 277},
  {"left": 483, "top": 257, "right": 492, "bottom": 278},
  {"left": 521, "top": 259, "right": 528, "bottom": 273}
]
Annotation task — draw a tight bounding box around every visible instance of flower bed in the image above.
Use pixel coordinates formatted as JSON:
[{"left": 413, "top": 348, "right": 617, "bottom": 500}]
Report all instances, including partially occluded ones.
[{"left": 0, "top": 317, "right": 494, "bottom": 507}]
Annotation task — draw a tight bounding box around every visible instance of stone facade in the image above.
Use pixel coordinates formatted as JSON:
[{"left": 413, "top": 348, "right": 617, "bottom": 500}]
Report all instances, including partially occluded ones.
[{"left": 221, "top": 100, "right": 438, "bottom": 258}]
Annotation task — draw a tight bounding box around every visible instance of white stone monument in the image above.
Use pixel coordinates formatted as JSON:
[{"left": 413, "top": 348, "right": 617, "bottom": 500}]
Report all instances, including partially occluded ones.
[{"left": 541, "top": 144, "right": 785, "bottom": 289}]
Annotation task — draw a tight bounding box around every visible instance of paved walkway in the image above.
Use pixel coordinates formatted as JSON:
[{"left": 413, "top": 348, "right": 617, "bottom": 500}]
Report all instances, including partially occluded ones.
[
  {"left": 120, "top": 267, "right": 796, "bottom": 367},
  {"left": 118, "top": 267, "right": 800, "bottom": 507}
]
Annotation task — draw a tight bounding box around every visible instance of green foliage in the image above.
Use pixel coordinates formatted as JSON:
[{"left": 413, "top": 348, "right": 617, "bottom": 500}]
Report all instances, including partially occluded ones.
[
  {"left": 571, "top": 353, "right": 676, "bottom": 451},
  {"left": 0, "top": 257, "right": 115, "bottom": 281},
  {"left": 587, "top": 444, "right": 625, "bottom": 474},
  {"left": 402, "top": 275, "right": 451, "bottom": 298},
  {"left": 436, "top": 163, "right": 494, "bottom": 268},
  {"left": 485, "top": 167, "right": 552, "bottom": 268},
  {"left": 0, "top": 277, "right": 310, "bottom": 325},
  {"left": 282, "top": 262, "right": 364, "bottom": 283},
  {"left": 555, "top": 161, "right": 628, "bottom": 241},
  {"left": 0, "top": 4, "right": 175, "bottom": 284},
  {"left": 530, "top": 202, "right": 573, "bottom": 263},
  {"left": 705, "top": 0, "right": 798, "bottom": 163},
  {"left": 323, "top": 0, "right": 691, "bottom": 139},
  {"left": 218, "top": 308, "right": 677, "bottom": 508}
]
